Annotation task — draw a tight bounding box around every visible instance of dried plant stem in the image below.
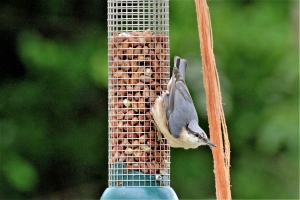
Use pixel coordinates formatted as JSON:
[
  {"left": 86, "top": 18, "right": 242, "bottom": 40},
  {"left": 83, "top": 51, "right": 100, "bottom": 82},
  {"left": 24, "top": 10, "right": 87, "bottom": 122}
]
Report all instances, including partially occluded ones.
[{"left": 194, "top": 0, "right": 231, "bottom": 199}]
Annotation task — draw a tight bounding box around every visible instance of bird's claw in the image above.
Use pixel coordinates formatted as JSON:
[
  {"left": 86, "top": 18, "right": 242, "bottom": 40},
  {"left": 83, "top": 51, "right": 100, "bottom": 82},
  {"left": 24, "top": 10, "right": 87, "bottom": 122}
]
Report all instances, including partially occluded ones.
[{"left": 151, "top": 120, "right": 163, "bottom": 143}]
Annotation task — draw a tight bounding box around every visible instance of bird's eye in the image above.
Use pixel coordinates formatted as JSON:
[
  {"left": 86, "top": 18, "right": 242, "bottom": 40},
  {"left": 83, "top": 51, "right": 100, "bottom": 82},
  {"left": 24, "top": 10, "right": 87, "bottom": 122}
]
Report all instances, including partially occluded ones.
[{"left": 195, "top": 133, "right": 199, "bottom": 137}]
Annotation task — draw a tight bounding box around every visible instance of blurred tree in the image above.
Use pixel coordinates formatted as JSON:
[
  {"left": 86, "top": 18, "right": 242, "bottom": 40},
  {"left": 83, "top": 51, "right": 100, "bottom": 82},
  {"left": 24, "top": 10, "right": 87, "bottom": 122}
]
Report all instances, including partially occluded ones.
[
  {"left": 169, "top": 0, "right": 298, "bottom": 199},
  {"left": 0, "top": 0, "right": 298, "bottom": 199}
]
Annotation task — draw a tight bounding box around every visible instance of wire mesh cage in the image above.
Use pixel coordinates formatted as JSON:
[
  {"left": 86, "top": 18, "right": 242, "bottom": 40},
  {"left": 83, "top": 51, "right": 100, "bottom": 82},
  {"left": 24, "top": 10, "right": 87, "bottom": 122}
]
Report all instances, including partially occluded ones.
[{"left": 107, "top": 0, "right": 170, "bottom": 187}]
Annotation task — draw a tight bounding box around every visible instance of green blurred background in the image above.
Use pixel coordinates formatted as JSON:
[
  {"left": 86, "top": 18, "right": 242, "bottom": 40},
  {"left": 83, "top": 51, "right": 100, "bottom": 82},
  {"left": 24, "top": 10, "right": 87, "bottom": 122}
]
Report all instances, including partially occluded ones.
[{"left": 0, "top": 0, "right": 299, "bottom": 199}]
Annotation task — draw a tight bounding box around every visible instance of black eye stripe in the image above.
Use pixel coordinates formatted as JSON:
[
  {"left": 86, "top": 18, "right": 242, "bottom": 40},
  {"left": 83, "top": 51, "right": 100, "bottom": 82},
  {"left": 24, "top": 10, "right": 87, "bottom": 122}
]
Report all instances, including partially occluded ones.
[{"left": 186, "top": 125, "right": 200, "bottom": 137}]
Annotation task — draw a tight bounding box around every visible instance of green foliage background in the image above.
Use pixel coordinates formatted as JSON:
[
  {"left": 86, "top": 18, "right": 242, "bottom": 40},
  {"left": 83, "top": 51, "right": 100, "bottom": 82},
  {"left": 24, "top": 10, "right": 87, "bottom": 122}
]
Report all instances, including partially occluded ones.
[{"left": 0, "top": 0, "right": 299, "bottom": 199}]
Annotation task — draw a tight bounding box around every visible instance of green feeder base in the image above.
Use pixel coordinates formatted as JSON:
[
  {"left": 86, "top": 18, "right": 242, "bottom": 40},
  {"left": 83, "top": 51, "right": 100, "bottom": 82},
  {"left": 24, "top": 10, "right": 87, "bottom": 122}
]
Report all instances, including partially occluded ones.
[
  {"left": 101, "top": 163, "right": 177, "bottom": 199},
  {"left": 101, "top": 187, "right": 178, "bottom": 200}
]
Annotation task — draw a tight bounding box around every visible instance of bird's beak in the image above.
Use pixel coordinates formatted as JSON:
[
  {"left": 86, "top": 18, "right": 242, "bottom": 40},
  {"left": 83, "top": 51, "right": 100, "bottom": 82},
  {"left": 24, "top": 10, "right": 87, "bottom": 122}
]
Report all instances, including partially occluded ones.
[{"left": 206, "top": 140, "right": 216, "bottom": 147}]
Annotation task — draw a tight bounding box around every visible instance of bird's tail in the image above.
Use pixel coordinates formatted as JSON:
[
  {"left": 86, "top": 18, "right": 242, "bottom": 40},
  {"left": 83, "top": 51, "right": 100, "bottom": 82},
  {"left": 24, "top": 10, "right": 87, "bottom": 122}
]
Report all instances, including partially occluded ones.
[{"left": 174, "top": 56, "right": 187, "bottom": 81}]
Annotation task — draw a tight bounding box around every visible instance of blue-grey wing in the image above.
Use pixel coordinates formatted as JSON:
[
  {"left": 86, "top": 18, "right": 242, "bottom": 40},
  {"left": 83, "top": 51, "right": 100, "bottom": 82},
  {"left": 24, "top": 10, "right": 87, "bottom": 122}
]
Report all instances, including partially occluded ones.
[{"left": 167, "top": 67, "right": 198, "bottom": 138}]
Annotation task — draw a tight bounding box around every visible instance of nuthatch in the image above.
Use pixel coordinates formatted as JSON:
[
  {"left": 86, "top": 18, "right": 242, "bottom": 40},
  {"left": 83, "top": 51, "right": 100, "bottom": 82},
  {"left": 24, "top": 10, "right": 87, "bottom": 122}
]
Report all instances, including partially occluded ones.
[{"left": 151, "top": 56, "right": 216, "bottom": 149}]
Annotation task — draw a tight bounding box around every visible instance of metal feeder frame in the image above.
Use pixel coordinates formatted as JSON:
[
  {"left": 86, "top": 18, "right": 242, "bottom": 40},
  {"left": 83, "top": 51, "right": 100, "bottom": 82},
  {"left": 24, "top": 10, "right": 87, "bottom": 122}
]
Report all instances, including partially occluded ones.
[{"left": 101, "top": 0, "right": 178, "bottom": 199}]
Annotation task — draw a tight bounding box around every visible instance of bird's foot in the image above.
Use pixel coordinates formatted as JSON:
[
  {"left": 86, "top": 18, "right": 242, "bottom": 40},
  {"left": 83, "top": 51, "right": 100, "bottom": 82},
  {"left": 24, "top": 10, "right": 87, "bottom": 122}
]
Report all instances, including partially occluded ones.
[{"left": 151, "top": 120, "right": 163, "bottom": 143}]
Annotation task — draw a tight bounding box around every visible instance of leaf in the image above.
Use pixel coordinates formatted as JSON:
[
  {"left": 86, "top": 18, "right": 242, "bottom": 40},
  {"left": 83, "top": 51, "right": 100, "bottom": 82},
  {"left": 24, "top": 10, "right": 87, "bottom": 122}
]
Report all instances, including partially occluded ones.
[{"left": 2, "top": 155, "right": 38, "bottom": 192}]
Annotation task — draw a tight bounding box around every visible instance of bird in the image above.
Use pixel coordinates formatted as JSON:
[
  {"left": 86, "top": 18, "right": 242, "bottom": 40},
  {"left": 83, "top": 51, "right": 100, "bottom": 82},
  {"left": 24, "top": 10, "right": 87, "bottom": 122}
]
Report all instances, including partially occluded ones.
[{"left": 151, "top": 56, "right": 216, "bottom": 149}]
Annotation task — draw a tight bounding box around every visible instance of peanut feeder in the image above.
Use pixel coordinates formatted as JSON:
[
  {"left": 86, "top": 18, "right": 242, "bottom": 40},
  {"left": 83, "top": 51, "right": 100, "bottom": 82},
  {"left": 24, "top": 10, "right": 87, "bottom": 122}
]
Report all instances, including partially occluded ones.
[
  {"left": 102, "top": 1, "right": 178, "bottom": 199},
  {"left": 108, "top": 0, "right": 171, "bottom": 187}
]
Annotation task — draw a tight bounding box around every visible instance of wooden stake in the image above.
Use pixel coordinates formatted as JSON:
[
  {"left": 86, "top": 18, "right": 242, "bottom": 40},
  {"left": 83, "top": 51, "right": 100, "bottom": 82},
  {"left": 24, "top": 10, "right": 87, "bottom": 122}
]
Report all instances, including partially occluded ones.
[{"left": 194, "top": 0, "right": 231, "bottom": 199}]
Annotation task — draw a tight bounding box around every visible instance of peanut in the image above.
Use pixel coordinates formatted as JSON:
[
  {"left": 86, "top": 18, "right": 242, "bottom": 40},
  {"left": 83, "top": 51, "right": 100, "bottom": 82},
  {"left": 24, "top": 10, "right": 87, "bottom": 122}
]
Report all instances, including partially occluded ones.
[{"left": 108, "top": 30, "right": 170, "bottom": 174}]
